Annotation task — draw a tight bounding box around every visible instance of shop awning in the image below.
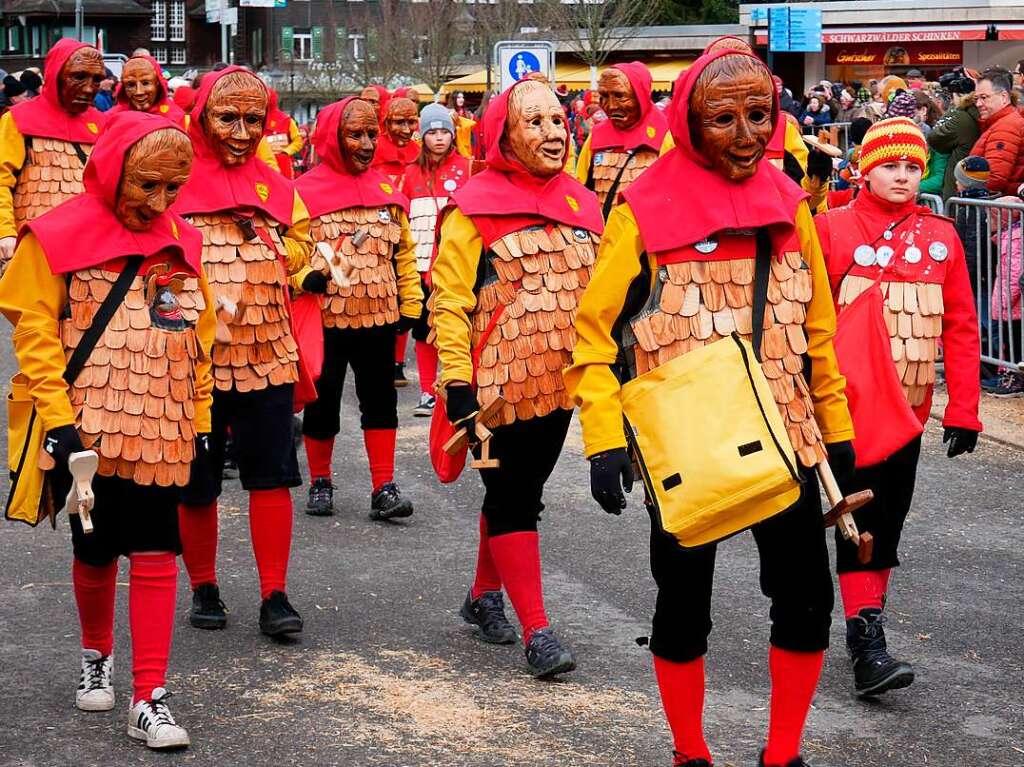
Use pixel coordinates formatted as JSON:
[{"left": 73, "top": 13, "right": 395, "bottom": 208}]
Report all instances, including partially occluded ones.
[
  {"left": 754, "top": 24, "right": 990, "bottom": 45},
  {"left": 439, "top": 58, "right": 692, "bottom": 95},
  {"left": 998, "top": 24, "right": 1024, "bottom": 41}
]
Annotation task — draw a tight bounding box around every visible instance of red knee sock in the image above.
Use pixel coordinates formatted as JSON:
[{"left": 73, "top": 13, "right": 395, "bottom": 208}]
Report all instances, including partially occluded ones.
[
  {"left": 363, "top": 429, "right": 396, "bottom": 492},
  {"left": 763, "top": 647, "right": 825, "bottom": 766},
  {"left": 304, "top": 435, "right": 334, "bottom": 481},
  {"left": 653, "top": 655, "right": 712, "bottom": 765},
  {"left": 471, "top": 515, "right": 502, "bottom": 599},
  {"left": 73, "top": 558, "right": 118, "bottom": 656},
  {"left": 487, "top": 531, "right": 548, "bottom": 644},
  {"left": 249, "top": 488, "right": 293, "bottom": 599},
  {"left": 415, "top": 340, "right": 438, "bottom": 395},
  {"left": 128, "top": 553, "right": 177, "bottom": 704},
  {"left": 838, "top": 569, "right": 891, "bottom": 618},
  {"left": 177, "top": 501, "right": 218, "bottom": 590},
  {"left": 395, "top": 332, "right": 408, "bottom": 364}
]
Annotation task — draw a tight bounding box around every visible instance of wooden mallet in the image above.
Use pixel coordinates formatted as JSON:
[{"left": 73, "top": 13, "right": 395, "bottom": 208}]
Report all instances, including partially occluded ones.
[
  {"left": 38, "top": 447, "right": 99, "bottom": 534},
  {"left": 442, "top": 396, "right": 506, "bottom": 470},
  {"left": 817, "top": 459, "right": 874, "bottom": 564}
]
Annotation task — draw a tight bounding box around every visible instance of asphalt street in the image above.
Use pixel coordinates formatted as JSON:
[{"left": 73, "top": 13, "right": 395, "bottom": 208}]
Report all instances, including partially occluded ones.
[{"left": 0, "top": 340, "right": 1022, "bottom": 767}]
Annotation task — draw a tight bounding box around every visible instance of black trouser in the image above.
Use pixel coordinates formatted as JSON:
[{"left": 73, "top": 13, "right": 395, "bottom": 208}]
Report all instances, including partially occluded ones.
[
  {"left": 303, "top": 324, "right": 399, "bottom": 438},
  {"left": 835, "top": 436, "right": 922, "bottom": 573},
  {"left": 182, "top": 383, "right": 302, "bottom": 506},
  {"left": 57, "top": 474, "right": 182, "bottom": 566},
  {"left": 478, "top": 408, "right": 573, "bottom": 537},
  {"left": 648, "top": 470, "right": 834, "bottom": 663}
]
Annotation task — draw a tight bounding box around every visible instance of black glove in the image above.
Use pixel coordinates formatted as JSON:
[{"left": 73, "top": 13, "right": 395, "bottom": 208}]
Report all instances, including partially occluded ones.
[
  {"left": 396, "top": 314, "right": 418, "bottom": 334},
  {"left": 825, "top": 440, "right": 856, "bottom": 490},
  {"left": 301, "top": 270, "right": 329, "bottom": 294},
  {"left": 806, "top": 148, "right": 833, "bottom": 183},
  {"left": 943, "top": 427, "right": 978, "bottom": 458},
  {"left": 43, "top": 424, "right": 84, "bottom": 469},
  {"left": 445, "top": 384, "right": 479, "bottom": 428},
  {"left": 589, "top": 447, "right": 634, "bottom": 515}
]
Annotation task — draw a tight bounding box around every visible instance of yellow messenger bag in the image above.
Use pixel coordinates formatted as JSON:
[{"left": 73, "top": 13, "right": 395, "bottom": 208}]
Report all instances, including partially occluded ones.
[{"left": 620, "top": 230, "right": 803, "bottom": 547}]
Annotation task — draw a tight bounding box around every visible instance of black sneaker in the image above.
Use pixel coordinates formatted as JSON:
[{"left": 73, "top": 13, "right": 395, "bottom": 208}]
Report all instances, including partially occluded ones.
[
  {"left": 369, "top": 482, "right": 413, "bottom": 521},
  {"left": 306, "top": 478, "right": 335, "bottom": 516},
  {"left": 524, "top": 627, "right": 575, "bottom": 678},
  {"left": 189, "top": 583, "right": 227, "bottom": 630},
  {"left": 674, "top": 758, "right": 712, "bottom": 767},
  {"left": 259, "top": 590, "right": 303, "bottom": 637},
  {"left": 758, "top": 752, "right": 808, "bottom": 767},
  {"left": 846, "top": 608, "right": 915, "bottom": 697},
  {"left": 460, "top": 590, "right": 518, "bottom": 645},
  {"left": 394, "top": 362, "right": 409, "bottom": 388}
]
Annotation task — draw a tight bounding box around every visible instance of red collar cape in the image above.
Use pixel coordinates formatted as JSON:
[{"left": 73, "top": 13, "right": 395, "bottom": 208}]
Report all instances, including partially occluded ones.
[
  {"left": 622, "top": 49, "right": 806, "bottom": 255},
  {"left": 265, "top": 88, "right": 291, "bottom": 135},
  {"left": 175, "top": 66, "right": 296, "bottom": 225},
  {"left": 589, "top": 62, "right": 668, "bottom": 153},
  {"left": 852, "top": 185, "right": 930, "bottom": 225},
  {"left": 22, "top": 111, "right": 201, "bottom": 276},
  {"left": 373, "top": 131, "right": 420, "bottom": 169},
  {"left": 9, "top": 39, "right": 105, "bottom": 144},
  {"left": 295, "top": 96, "right": 409, "bottom": 220},
  {"left": 401, "top": 151, "right": 470, "bottom": 199},
  {"left": 109, "top": 55, "right": 185, "bottom": 125},
  {"left": 451, "top": 78, "right": 603, "bottom": 245}
]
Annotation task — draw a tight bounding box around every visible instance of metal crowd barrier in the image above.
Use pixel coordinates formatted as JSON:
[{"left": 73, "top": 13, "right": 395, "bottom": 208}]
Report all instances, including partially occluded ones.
[
  {"left": 944, "top": 195, "right": 1024, "bottom": 371},
  {"left": 918, "top": 193, "right": 943, "bottom": 214},
  {"left": 808, "top": 121, "right": 851, "bottom": 155}
]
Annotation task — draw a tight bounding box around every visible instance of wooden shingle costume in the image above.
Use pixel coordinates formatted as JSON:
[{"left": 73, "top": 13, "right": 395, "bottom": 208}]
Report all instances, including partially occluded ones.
[
  {"left": 0, "top": 112, "right": 214, "bottom": 746},
  {"left": 566, "top": 50, "right": 854, "bottom": 767},
  {"left": 295, "top": 96, "right": 422, "bottom": 520},
  {"left": 431, "top": 78, "right": 603, "bottom": 676},
  {"left": 0, "top": 39, "right": 107, "bottom": 272},
  {"left": 816, "top": 117, "right": 981, "bottom": 697},
  {"left": 576, "top": 61, "right": 672, "bottom": 216},
  {"left": 174, "top": 66, "right": 317, "bottom": 638}
]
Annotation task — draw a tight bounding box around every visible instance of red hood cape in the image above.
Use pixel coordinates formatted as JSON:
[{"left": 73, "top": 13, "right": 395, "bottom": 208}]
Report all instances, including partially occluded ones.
[
  {"left": 22, "top": 111, "right": 202, "bottom": 275},
  {"left": 622, "top": 49, "right": 806, "bottom": 255},
  {"left": 452, "top": 78, "right": 603, "bottom": 244},
  {"left": 401, "top": 151, "right": 471, "bottom": 199},
  {"left": 265, "top": 88, "right": 292, "bottom": 136},
  {"left": 110, "top": 55, "right": 185, "bottom": 125},
  {"left": 367, "top": 84, "right": 391, "bottom": 127},
  {"left": 295, "top": 96, "right": 409, "bottom": 220},
  {"left": 9, "top": 38, "right": 106, "bottom": 144},
  {"left": 175, "top": 66, "right": 296, "bottom": 225},
  {"left": 373, "top": 131, "right": 420, "bottom": 169},
  {"left": 589, "top": 61, "right": 669, "bottom": 153}
]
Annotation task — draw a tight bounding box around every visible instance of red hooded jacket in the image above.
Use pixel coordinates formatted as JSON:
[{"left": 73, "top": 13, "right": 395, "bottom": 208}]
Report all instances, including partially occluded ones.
[
  {"left": 23, "top": 110, "right": 201, "bottom": 276},
  {"left": 589, "top": 61, "right": 668, "bottom": 153},
  {"left": 9, "top": 39, "right": 106, "bottom": 143}
]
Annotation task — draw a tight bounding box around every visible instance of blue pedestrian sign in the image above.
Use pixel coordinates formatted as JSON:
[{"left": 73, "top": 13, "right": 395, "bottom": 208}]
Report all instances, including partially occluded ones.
[
  {"left": 768, "top": 7, "right": 822, "bottom": 53},
  {"left": 509, "top": 51, "right": 541, "bottom": 82}
]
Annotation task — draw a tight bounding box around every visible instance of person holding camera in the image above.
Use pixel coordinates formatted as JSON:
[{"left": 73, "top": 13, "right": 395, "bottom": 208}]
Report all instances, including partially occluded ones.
[{"left": 929, "top": 68, "right": 982, "bottom": 200}]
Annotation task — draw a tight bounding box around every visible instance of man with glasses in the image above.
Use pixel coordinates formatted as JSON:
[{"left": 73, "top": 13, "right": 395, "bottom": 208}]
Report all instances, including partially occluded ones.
[{"left": 970, "top": 68, "right": 1024, "bottom": 195}]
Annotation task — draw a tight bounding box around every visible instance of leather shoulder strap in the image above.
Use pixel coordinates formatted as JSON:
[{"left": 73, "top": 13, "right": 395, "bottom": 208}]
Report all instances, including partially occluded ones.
[{"left": 750, "top": 229, "right": 772, "bottom": 364}]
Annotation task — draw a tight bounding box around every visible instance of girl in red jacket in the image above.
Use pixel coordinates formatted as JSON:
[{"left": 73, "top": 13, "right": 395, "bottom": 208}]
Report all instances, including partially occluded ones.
[{"left": 816, "top": 117, "right": 982, "bottom": 698}]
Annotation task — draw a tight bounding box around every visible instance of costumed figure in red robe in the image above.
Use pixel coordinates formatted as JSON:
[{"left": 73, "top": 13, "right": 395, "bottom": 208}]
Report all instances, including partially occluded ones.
[
  {"left": 110, "top": 54, "right": 186, "bottom": 127},
  {"left": 816, "top": 116, "right": 981, "bottom": 697},
  {"left": 432, "top": 78, "right": 602, "bottom": 678}
]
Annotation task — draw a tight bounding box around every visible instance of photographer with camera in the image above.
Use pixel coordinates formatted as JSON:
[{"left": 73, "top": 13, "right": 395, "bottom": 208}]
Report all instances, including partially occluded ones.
[{"left": 929, "top": 67, "right": 982, "bottom": 200}]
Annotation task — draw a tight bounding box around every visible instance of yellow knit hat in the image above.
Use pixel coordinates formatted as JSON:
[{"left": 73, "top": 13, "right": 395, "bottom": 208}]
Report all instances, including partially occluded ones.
[{"left": 858, "top": 117, "right": 928, "bottom": 177}]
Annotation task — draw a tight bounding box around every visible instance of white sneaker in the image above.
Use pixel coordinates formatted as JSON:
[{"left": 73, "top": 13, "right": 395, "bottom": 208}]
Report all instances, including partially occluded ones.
[
  {"left": 127, "top": 687, "right": 190, "bottom": 750},
  {"left": 413, "top": 392, "right": 436, "bottom": 417},
  {"left": 76, "top": 649, "right": 114, "bottom": 711}
]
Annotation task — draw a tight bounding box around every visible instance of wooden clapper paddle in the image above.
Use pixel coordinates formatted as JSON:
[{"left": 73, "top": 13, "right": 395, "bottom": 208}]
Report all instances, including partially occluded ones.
[
  {"left": 316, "top": 239, "right": 356, "bottom": 289},
  {"left": 38, "top": 448, "right": 100, "bottom": 533},
  {"left": 817, "top": 460, "right": 874, "bottom": 564},
  {"left": 442, "top": 396, "right": 506, "bottom": 470}
]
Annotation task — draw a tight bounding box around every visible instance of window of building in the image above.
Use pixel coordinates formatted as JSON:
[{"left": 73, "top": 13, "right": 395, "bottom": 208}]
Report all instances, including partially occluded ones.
[
  {"left": 171, "top": 47, "right": 186, "bottom": 65},
  {"left": 169, "top": 1, "right": 185, "bottom": 42},
  {"left": 349, "top": 33, "right": 365, "bottom": 62},
  {"left": 293, "top": 29, "right": 313, "bottom": 61},
  {"left": 151, "top": 0, "right": 167, "bottom": 42},
  {"left": 153, "top": 47, "right": 167, "bottom": 64}
]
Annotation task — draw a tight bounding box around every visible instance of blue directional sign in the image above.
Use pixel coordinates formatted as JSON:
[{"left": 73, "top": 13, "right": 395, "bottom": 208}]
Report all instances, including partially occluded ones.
[
  {"left": 508, "top": 50, "right": 541, "bottom": 82},
  {"left": 769, "top": 7, "right": 790, "bottom": 53},
  {"left": 788, "top": 8, "right": 822, "bottom": 52}
]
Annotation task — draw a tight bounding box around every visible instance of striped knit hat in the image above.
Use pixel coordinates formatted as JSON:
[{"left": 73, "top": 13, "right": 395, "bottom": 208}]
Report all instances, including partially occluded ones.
[
  {"left": 859, "top": 117, "right": 928, "bottom": 177},
  {"left": 954, "top": 155, "right": 990, "bottom": 190}
]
